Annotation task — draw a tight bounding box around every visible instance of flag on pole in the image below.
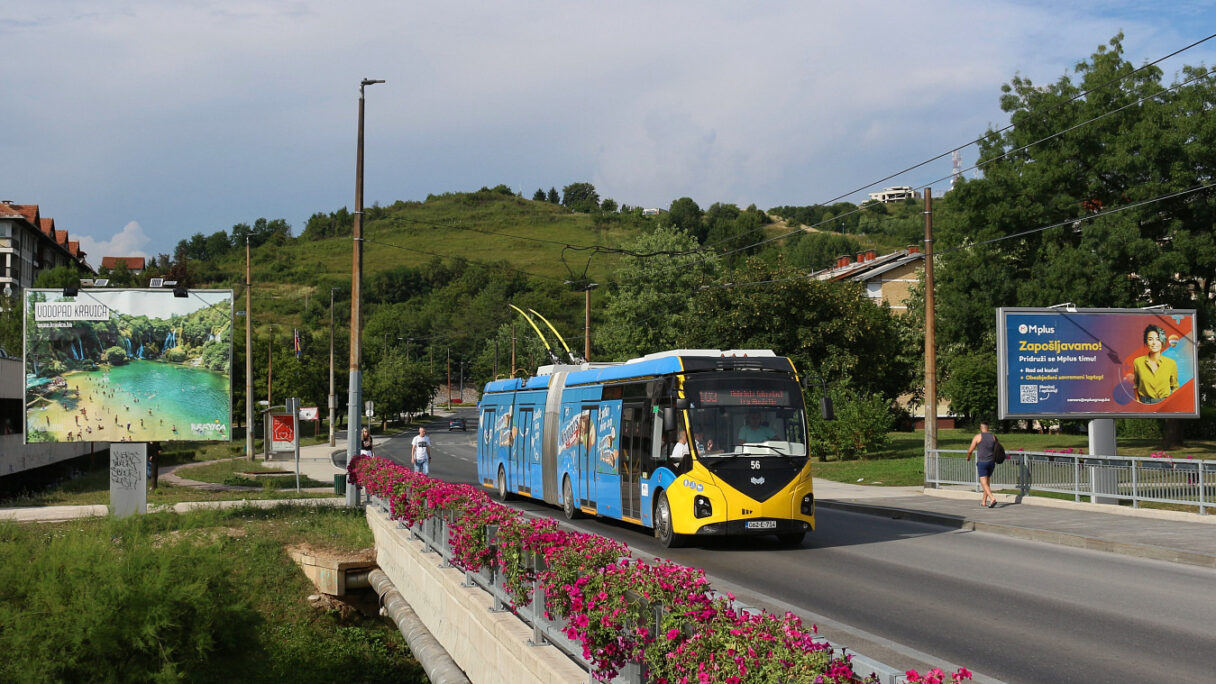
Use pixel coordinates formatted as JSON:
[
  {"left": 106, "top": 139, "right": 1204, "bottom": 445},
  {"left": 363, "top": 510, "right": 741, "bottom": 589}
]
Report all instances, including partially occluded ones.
[{"left": 293, "top": 328, "right": 301, "bottom": 357}]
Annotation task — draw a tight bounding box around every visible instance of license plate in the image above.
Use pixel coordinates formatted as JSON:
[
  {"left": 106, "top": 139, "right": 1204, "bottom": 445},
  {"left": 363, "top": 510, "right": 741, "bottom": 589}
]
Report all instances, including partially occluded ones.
[{"left": 745, "top": 519, "right": 776, "bottom": 530}]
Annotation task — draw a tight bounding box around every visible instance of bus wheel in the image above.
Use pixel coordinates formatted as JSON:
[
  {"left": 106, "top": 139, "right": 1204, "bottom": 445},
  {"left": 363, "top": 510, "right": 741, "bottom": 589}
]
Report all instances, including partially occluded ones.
[
  {"left": 495, "top": 466, "right": 510, "bottom": 502},
  {"left": 776, "top": 532, "right": 805, "bottom": 547},
  {"left": 654, "top": 491, "right": 684, "bottom": 548},
  {"left": 562, "top": 477, "right": 579, "bottom": 520}
]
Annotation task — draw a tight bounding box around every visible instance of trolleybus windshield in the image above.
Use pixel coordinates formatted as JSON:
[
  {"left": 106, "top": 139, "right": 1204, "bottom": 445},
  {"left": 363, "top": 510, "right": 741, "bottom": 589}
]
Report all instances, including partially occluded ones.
[{"left": 684, "top": 375, "right": 807, "bottom": 459}]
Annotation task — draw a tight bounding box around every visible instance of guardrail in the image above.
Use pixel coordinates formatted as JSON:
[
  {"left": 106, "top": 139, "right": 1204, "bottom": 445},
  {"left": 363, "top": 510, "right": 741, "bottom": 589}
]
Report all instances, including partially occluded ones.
[
  {"left": 927, "top": 449, "right": 1214, "bottom": 514},
  {"left": 365, "top": 493, "right": 914, "bottom": 684}
]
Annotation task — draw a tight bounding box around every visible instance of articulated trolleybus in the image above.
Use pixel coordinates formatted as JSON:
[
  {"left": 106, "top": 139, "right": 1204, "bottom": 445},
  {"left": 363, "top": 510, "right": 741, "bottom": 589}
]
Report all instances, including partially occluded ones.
[{"left": 477, "top": 349, "right": 814, "bottom": 547}]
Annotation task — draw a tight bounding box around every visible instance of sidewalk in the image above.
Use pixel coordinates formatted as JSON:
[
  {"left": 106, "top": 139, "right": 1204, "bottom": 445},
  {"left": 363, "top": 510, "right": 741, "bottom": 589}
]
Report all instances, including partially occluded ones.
[
  {"left": 813, "top": 478, "right": 1216, "bottom": 569},
  {"left": 4, "top": 444, "right": 1215, "bottom": 570}
]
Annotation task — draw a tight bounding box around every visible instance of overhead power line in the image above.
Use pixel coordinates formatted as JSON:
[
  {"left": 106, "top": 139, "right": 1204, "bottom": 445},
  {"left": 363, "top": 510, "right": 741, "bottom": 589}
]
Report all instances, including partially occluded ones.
[{"left": 693, "top": 31, "right": 1216, "bottom": 256}]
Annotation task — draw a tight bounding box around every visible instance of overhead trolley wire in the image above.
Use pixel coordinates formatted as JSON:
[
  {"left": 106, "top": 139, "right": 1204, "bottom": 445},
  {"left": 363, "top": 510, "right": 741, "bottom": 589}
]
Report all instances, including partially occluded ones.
[{"left": 705, "top": 63, "right": 1216, "bottom": 266}]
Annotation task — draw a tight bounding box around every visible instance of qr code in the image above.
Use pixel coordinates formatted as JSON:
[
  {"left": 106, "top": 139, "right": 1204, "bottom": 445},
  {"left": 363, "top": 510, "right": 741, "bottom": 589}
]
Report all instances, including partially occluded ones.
[{"left": 1020, "top": 385, "right": 1038, "bottom": 404}]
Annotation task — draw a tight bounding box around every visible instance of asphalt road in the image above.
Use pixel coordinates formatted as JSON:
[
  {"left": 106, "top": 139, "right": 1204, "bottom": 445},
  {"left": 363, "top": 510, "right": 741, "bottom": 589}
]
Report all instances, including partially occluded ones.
[{"left": 383, "top": 410, "right": 1216, "bottom": 684}]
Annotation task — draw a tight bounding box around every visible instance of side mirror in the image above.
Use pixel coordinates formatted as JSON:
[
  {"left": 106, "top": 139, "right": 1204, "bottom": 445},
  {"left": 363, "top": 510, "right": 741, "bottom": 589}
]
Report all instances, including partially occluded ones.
[
  {"left": 820, "top": 396, "right": 835, "bottom": 421},
  {"left": 663, "top": 407, "right": 676, "bottom": 431}
]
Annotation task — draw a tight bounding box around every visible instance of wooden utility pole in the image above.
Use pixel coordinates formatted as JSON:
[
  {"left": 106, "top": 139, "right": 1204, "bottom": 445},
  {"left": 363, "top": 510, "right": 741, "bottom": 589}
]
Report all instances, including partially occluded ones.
[
  {"left": 585, "top": 287, "right": 594, "bottom": 362},
  {"left": 923, "top": 188, "right": 938, "bottom": 454},
  {"left": 245, "top": 237, "right": 254, "bottom": 460},
  {"left": 267, "top": 323, "right": 273, "bottom": 407}
]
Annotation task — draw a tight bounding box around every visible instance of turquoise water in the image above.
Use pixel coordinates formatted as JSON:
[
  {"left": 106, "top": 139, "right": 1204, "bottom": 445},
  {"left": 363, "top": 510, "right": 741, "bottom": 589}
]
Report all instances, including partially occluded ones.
[{"left": 92, "top": 361, "right": 230, "bottom": 439}]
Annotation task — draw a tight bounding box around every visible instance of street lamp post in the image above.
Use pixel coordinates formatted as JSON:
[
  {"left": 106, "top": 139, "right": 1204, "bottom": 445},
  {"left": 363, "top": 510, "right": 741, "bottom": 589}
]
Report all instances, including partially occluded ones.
[
  {"left": 328, "top": 287, "right": 337, "bottom": 447},
  {"left": 346, "top": 77, "right": 384, "bottom": 506}
]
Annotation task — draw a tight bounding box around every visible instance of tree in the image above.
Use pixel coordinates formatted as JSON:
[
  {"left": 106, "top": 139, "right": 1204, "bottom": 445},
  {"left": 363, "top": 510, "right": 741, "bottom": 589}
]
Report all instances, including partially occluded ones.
[
  {"left": 600, "top": 198, "right": 618, "bottom": 213},
  {"left": 32, "top": 266, "right": 82, "bottom": 289},
  {"left": 532, "top": 188, "right": 546, "bottom": 202},
  {"left": 939, "top": 349, "right": 998, "bottom": 425},
  {"left": 366, "top": 350, "right": 439, "bottom": 429},
  {"left": 546, "top": 188, "right": 560, "bottom": 204},
  {"left": 682, "top": 255, "right": 916, "bottom": 401},
  {"left": 667, "top": 197, "right": 704, "bottom": 240},
  {"left": 786, "top": 232, "right": 862, "bottom": 272},
  {"left": 0, "top": 292, "right": 20, "bottom": 356},
  {"left": 561, "top": 183, "right": 600, "bottom": 213},
  {"left": 936, "top": 34, "right": 1216, "bottom": 442},
  {"left": 595, "top": 227, "right": 718, "bottom": 360}
]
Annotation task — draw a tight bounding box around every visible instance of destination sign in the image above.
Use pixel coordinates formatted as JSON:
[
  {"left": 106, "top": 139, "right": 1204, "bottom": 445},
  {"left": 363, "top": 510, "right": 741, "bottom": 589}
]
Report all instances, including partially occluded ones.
[{"left": 696, "top": 389, "right": 789, "bottom": 407}]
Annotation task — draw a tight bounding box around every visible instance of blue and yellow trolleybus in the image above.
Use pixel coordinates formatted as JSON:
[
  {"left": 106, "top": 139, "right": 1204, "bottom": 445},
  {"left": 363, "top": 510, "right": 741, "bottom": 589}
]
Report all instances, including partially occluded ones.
[{"left": 477, "top": 349, "right": 815, "bottom": 547}]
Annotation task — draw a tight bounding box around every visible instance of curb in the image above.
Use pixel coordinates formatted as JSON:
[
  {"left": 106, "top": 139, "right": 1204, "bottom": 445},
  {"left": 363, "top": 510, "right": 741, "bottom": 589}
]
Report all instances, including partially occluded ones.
[{"left": 816, "top": 499, "right": 1216, "bottom": 570}]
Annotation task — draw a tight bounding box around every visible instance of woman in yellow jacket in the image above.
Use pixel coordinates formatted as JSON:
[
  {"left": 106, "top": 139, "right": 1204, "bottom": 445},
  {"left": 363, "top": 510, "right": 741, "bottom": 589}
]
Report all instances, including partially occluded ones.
[{"left": 1133, "top": 325, "right": 1178, "bottom": 404}]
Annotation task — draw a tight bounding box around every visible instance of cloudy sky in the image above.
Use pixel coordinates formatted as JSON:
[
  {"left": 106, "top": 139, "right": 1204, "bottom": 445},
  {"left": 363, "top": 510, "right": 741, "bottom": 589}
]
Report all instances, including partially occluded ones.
[{"left": 4, "top": 1, "right": 1215, "bottom": 262}]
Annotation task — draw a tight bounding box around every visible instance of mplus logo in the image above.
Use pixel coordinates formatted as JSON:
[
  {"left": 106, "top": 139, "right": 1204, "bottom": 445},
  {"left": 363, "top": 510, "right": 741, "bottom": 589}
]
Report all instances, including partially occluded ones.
[{"left": 1017, "top": 323, "right": 1055, "bottom": 335}]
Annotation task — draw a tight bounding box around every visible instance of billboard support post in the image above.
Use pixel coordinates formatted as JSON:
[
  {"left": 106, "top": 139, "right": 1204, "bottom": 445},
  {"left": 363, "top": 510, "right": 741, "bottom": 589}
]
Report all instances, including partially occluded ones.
[
  {"left": 1088, "top": 419, "right": 1118, "bottom": 504},
  {"left": 110, "top": 443, "right": 147, "bottom": 518}
]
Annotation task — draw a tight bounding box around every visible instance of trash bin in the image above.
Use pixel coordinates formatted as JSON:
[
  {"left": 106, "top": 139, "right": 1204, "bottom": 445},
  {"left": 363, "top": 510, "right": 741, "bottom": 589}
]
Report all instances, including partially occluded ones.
[{"left": 334, "top": 474, "right": 347, "bottom": 495}]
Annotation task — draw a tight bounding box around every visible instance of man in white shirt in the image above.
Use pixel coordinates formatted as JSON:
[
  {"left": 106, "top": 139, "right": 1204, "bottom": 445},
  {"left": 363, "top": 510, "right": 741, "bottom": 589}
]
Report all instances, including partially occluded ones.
[
  {"left": 411, "top": 427, "right": 432, "bottom": 475},
  {"left": 670, "top": 430, "right": 690, "bottom": 465}
]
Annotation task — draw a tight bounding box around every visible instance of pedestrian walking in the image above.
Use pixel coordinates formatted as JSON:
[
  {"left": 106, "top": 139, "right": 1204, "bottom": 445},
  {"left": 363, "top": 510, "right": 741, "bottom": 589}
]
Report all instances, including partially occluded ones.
[
  {"left": 411, "top": 427, "right": 432, "bottom": 475},
  {"left": 965, "top": 422, "right": 999, "bottom": 508},
  {"left": 359, "top": 427, "right": 375, "bottom": 458}
]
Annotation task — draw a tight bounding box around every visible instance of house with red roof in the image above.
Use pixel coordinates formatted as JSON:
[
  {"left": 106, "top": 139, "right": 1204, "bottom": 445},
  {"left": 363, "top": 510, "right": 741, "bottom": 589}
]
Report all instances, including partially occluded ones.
[{"left": 99, "top": 256, "right": 147, "bottom": 273}]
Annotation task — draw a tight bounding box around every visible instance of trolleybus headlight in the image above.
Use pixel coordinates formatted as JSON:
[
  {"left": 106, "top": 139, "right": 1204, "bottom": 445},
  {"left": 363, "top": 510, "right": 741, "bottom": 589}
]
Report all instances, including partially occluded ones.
[
  {"left": 801, "top": 493, "right": 814, "bottom": 515},
  {"left": 694, "top": 495, "right": 712, "bottom": 519}
]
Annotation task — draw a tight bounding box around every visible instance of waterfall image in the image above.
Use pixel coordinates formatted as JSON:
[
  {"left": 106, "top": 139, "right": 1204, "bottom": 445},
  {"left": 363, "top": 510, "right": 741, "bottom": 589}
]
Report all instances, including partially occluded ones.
[{"left": 23, "top": 288, "right": 234, "bottom": 443}]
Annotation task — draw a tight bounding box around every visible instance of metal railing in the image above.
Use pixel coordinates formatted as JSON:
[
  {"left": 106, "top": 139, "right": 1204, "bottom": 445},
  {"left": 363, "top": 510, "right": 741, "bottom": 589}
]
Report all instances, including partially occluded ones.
[
  {"left": 927, "top": 449, "right": 1214, "bottom": 514},
  {"left": 366, "top": 494, "right": 914, "bottom": 684}
]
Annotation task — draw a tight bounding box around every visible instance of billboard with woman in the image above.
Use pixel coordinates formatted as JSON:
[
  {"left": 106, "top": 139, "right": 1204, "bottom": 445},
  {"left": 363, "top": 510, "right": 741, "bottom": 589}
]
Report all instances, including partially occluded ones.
[{"left": 997, "top": 307, "right": 1199, "bottom": 419}]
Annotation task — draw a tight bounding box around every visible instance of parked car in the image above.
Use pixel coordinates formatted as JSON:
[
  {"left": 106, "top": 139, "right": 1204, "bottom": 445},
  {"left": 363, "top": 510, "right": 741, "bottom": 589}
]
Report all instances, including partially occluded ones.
[{"left": 448, "top": 418, "right": 466, "bottom": 431}]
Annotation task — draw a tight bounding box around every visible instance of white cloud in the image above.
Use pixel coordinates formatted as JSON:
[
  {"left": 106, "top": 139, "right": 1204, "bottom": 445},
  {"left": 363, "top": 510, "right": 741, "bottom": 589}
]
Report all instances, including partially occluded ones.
[{"left": 77, "top": 221, "right": 151, "bottom": 267}]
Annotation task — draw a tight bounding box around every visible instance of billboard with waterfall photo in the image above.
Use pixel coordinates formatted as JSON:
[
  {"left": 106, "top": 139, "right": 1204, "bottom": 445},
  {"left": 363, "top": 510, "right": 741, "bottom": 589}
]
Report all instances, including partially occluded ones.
[{"left": 24, "top": 289, "right": 233, "bottom": 443}]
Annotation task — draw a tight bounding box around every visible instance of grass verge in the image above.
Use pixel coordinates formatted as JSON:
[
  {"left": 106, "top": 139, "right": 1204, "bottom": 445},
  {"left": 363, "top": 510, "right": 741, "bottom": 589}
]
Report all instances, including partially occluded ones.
[{"left": 0, "top": 505, "right": 425, "bottom": 683}]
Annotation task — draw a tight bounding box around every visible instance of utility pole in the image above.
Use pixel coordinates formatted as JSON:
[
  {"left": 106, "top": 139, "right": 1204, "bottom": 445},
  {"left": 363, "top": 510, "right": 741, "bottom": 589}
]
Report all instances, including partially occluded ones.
[
  {"left": 328, "top": 287, "right": 336, "bottom": 447},
  {"left": 584, "top": 286, "right": 592, "bottom": 361},
  {"left": 510, "top": 324, "right": 516, "bottom": 377},
  {"left": 347, "top": 77, "right": 384, "bottom": 506},
  {"left": 245, "top": 236, "right": 254, "bottom": 460},
  {"left": 923, "top": 188, "right": 938, "bottom": 457},
  {"left": 267, "top": 323, "right": 273, "bottom": 407},
  {"left": 446, "top": 347, "right": 452, "bottom": 406}
]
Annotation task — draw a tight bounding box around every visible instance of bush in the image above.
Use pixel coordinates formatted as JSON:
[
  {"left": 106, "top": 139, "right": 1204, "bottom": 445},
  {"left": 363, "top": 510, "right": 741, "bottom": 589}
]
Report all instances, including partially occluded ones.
[
  {"left": 1116, "top": 418, "right": 1160, "bottom": 439},
  {"left": 807, "top": 386, "right": 894, "bottom": 461},
  {"left": 0, "top": 517, "right": 259, "bottom": 681}
]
